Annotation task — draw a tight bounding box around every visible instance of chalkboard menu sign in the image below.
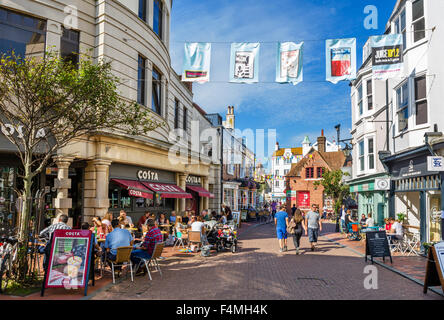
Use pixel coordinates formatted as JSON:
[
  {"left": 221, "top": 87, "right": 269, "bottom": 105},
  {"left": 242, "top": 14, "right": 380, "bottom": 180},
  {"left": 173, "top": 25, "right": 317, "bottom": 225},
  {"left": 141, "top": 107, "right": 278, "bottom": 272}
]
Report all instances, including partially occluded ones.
[
  {"left": 424, "top": 242, "right": 444, "bottom": 294},
  {"left": 365, "top": 230, "right": 392, "bottom": 264}
]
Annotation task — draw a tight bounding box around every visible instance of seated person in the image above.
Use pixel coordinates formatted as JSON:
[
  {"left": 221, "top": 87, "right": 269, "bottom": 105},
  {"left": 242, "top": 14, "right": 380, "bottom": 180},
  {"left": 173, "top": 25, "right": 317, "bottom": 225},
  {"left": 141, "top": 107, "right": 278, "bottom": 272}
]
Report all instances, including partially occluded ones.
[
  {"left": 384, "top": 218, "right": 392, "bottom": 232},
  {"left": 158, "top": 213, "right": 168, "bottom": 225},
  {"left": 138, "top": 211, "right": 151, "bottom": 229},
  {"left": 119, "top": 210, "right": 134, "bottom": 228},
  {"left": 363, "top": 212, "right": 375, "bottom": 228},
  {"left": 360, "top": 214, "right": 367, "bottom": 225},
  {"left": 104, "top": 219, "right": 133, "bottom": 261},
  {"left": 182, "top": 211, "right": 190, "bottom": 225},
  {"left": 169, "top": 211, "right": 177, "bottom": 224},
  {"left": 174, "top": 216, "right": 187, "bottom": 238},
  {"left": 387, "top": 217, "right": 403, "bottom": 240},
  {"left": 81, "top": 222, "right": 102, "bottom": 254},
  {"left": 131, "top": 219, "right": 163, "bottom": 273},
  {"left": 191, "top": 216, "right": 208, "bottom": 245},
  {"left": 219, "top": 213, "right": 228, "bottom": 225}
]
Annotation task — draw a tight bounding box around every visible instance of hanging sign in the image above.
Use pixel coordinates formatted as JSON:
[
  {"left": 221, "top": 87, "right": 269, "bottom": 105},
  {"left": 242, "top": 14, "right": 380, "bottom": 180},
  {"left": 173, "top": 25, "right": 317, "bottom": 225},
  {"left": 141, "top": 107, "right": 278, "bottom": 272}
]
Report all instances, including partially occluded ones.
[
  {"left": 326, "top": 38, "right": 356, "bottom": 83},
  {"left": 370, "top": 34, "right": 404, "bottom": 80},
  {"left": 276, "top": 42, "right": 303, "bottom": 85},
  {"left": 297, "top": 191, "right": 310, "bottom": 208},
  {"left": 42, "top": 229, "right": 94, "bottom": 296},
  {"left": 427, "top": 156, "right": 444, "bottom": 172},
  {"left": 182, "top": 42, "right": 212, "bottom": 83},
  {"left": 230, "top": 42, "right": 260, "bottom": 83}
]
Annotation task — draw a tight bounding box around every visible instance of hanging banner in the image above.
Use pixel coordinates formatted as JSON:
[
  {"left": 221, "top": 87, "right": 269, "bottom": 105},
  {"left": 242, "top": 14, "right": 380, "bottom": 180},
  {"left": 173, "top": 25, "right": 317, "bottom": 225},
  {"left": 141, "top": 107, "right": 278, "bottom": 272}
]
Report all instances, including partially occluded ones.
[
  {"left": 230, "top": 42, "right": 260, "bottom": 83},
  {"left": 276, "top": 42, "right": 303, "bottom": 85},
  {"left": 182, "top": 42, "right": 211, "bottom": 83},
  {"left": 326, "top": 38, "right": 356, "bottom": 84},
  {"left": 370, "top": 34, "right": 403, "bottom": 80}
]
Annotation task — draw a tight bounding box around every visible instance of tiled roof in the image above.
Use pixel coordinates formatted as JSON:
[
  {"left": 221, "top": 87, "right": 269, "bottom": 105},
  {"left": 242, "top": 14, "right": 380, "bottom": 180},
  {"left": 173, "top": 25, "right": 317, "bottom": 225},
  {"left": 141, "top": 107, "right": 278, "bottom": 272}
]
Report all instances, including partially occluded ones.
[{"left": 272, "top": 147, "right": 303, "bottom": 157}]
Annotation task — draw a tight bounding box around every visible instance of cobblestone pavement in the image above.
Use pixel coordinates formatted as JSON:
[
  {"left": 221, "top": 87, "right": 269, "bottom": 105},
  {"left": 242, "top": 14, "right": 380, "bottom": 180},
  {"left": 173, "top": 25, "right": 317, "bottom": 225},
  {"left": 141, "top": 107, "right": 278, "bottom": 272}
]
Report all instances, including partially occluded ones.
[{"left": 91, "top": 223, "right": 442, "bottom": 300}]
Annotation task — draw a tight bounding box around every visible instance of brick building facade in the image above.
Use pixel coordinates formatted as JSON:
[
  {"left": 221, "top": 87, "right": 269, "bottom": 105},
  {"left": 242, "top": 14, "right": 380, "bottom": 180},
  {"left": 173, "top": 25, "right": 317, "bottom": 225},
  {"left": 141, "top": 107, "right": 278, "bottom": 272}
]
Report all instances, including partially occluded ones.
[{"left": 285, "top": 133, "right": 347, "bottom": 214}]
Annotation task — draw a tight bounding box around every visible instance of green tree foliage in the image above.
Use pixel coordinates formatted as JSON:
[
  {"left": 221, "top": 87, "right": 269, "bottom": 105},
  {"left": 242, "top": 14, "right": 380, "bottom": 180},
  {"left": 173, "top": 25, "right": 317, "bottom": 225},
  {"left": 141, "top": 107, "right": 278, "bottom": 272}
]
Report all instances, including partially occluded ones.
[
  {"left": 313, "top": 169, "right": 349, "bottom": 217},
  {"left": 0, "top": 51, "right": 163, "bottom": 281}
]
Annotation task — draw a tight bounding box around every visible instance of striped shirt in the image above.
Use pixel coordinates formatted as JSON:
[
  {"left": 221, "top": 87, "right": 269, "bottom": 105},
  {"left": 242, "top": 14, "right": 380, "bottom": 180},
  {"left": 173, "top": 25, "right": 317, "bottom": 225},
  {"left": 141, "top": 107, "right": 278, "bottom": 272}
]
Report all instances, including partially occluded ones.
[
  {"left": 141, "top": 227, "right": 163, "bottom": 256},
  {"left": 39, "top": 222, "right": 71, "bottom": 240}
]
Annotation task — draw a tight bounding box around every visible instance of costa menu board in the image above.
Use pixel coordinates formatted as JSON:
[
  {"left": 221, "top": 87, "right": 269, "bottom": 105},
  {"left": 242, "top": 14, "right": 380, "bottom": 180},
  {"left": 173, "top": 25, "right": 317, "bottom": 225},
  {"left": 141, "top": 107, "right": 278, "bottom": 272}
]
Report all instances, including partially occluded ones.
[{"left": 44, "top": 229, "right": 93, "bottom": 290}]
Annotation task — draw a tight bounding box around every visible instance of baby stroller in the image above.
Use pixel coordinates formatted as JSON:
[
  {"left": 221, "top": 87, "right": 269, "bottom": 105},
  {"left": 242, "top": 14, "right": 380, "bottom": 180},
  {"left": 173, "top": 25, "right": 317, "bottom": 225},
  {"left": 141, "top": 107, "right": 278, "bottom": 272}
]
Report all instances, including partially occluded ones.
[
  {"left": 215, "top": 225, "right": 238, "bottom": 253},
  {"left": 347, "top": 223, "right": 362, "bottom": 241}
]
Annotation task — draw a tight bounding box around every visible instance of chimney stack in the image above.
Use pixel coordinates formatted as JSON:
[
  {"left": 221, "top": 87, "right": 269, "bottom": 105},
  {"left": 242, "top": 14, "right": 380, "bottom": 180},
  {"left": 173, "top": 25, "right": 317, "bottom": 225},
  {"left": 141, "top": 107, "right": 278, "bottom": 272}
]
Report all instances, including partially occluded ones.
[
  {"left": 317, "top": 130, "right": 326, "bottom": 153},
  {"left": 225, "top": 106, "right": 235, "bottom": 129}
]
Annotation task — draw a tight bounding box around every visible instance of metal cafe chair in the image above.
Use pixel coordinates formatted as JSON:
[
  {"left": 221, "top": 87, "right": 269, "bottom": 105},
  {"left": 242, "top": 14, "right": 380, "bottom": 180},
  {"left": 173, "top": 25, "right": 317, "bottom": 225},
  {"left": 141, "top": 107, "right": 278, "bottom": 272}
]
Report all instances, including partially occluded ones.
[
  {"left": 135, "top": 242, "right": 165, "bottom": 281},
  {"left": 108, "top": 246, "right": 134, "bottom": 284}
]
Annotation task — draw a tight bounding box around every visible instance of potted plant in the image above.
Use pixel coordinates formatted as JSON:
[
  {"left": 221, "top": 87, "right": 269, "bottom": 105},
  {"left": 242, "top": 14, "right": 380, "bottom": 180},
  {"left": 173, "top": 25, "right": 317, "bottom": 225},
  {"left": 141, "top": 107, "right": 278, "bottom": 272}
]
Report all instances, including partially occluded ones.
[
  {"left": 422, "top": 242, "right": 434, "bottom": 256},
  {"left": 396, "top": 212, "right": 406, "bottom": 224}
]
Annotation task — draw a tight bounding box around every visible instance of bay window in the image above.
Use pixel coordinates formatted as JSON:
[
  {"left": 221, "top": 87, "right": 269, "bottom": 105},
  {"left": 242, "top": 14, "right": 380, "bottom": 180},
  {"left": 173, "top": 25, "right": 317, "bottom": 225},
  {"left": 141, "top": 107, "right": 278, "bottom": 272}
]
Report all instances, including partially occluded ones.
[
  {"left": 366, "top": 79, "right": 373, "bottom": 111},
  {"left": 368, "top": 138, "right": 375, "bottom": 170}
]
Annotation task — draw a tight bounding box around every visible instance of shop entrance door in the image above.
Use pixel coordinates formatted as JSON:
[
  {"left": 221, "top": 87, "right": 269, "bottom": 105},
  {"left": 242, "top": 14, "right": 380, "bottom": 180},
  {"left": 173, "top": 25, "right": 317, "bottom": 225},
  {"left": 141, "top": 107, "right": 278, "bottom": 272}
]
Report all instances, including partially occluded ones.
[
  {"left": 429, "top": 194, "right": 441, "bottom": 242},
  {"left": 69, "top": 167, "right": 84, "bottom": 229},
  {"left": 186, "top": 189, "right": 199, "bottom": 214}
]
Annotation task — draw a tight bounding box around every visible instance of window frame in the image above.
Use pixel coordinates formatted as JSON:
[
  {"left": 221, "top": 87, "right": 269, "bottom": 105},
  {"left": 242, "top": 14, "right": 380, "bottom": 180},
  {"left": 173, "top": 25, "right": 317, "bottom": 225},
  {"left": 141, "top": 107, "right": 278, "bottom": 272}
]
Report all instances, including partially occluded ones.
[
  {"left": 138, "top": 0, "right": 147, "bottom": 22},
  {"left": 60, "top": 27, "right": 80, "bottom": 68},
  {"left": 411, "top": 0, "right": 425, "bottom": 43},
  {"left": 394, "top": 8, "right": 406, "bottom": 49},
  {"left": 151, "top": 66, "right": 162, "bottom": 115},
  {"left": 367, "top": 137, "right": 375, "bottom": 171},
  {"left": 182, "top": 107, "right": 188, "bottom": 131},
  {"left": 414, "top": 75, "right": 427, "bottom": 126},
  {"left": 153, "top": 0, "right": 163, "bottom": 40},
  {"left": 366, "top": 79, "right": 373, "bottom": 111},
  {"left": 358, "top": 140, "right": 365, "bottom": 173},
  {"left": 357, "top": 84, "right": 363, "bottom": 116},
  {"left": 174, "top": 99, "right": 180, "bottom": 129},
  {"left": 137, "top": 54, "right": 147, "bottom": 106},
  {"left": 316, "top": 167, "right": 324, "bottom": 178},
  {"left": 305, "top": 167, "right": 314, "bottom": 179},
  {"left": 396, "top": 81, "right": 409, "bottom": 132}
]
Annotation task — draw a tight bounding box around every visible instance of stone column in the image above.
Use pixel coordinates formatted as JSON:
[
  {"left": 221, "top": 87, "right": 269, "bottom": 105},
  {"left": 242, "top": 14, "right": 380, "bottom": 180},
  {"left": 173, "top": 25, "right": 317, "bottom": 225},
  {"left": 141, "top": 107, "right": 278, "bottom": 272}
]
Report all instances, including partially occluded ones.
[
  {"left": 202, "top": 176, "right": 209, "bottom": 210},
  {"left": 53, "top": 156, "right": 74, "bottom": 219},
  {"left": 83, "top": 159, "right": 111, "bottom": 222},
  {"left": 94, "top": 159, "right": 112, "bottom": 218},
  {"left": 178, "top": 173, "right": 188, "bottom": 213}
]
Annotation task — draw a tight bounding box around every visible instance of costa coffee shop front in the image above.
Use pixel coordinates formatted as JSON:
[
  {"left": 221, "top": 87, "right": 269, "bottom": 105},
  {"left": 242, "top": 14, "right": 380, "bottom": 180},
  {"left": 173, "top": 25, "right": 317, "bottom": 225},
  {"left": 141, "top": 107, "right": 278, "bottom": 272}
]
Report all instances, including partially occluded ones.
[
  {"left": 185, "top": 175, "right": 214, "bottom": 213},
  {"left": 108, "top": 163, "right": 192, "bottom": 221}
]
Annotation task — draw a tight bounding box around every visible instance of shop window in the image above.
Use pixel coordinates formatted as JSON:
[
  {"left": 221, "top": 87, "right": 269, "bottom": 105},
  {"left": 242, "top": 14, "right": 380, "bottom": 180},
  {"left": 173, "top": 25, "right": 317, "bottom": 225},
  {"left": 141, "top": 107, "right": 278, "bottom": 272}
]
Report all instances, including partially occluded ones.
[
  {"left": 120, "top": 189, "right": 131, "bottom": 209},
  {"left": 414, "top": 75, "right": 427, "bottom": 125},
  {"left": 396, "top": 81, "right": 409, "bottom": 131},
  {"left": 0, "top": 7, "right": 46, "bottom": 58},
  {"left": 412, "top": 0, "right": 425, "bottom": 43}
]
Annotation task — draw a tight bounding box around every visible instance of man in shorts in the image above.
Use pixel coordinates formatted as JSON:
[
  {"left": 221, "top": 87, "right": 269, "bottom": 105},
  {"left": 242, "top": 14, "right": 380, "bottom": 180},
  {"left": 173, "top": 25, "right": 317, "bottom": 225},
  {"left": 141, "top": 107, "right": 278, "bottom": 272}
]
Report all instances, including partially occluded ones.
[
  {"left": 274, "top": 205, "right": 289, "bottom": 252},
  {"left": 304, "top": 204, "right": 323, "bottom": 251}
]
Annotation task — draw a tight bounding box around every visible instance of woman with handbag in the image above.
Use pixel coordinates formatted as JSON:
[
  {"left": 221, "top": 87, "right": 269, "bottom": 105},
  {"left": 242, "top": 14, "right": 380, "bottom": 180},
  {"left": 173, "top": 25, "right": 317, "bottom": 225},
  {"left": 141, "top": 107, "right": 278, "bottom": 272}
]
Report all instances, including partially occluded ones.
[{"left": 288, "top": 209, "right": 305, "bottom": 255}]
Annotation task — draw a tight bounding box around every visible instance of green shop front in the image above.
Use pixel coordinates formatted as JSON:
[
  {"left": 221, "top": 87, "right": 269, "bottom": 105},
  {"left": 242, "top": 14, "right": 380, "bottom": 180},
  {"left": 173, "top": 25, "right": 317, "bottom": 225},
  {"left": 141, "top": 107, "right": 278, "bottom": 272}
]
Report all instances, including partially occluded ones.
[{"left": 348, "top": 174, "right": 390, "bottom": 226}]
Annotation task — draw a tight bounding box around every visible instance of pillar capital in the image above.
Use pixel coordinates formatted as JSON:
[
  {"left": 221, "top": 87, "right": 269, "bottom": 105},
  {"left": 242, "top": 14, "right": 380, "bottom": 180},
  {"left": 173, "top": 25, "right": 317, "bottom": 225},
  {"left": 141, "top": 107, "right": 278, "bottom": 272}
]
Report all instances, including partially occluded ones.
[{"left": 53, "top": 155, "right": 75, "bottom": 168}]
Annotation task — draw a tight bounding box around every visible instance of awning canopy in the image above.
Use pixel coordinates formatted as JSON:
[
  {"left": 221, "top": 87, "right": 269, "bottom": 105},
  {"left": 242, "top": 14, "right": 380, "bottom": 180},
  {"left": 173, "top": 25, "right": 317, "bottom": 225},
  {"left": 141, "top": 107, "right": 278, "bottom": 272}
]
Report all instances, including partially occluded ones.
[
  {"left": 187, "top": 185, "right": 215, "bottom": 198},
  {"left": 142, "top": 182, "right": 192, "bottom": 199},
  {"left": 111, "top": 179, "right": 153, "bottom": 199}
]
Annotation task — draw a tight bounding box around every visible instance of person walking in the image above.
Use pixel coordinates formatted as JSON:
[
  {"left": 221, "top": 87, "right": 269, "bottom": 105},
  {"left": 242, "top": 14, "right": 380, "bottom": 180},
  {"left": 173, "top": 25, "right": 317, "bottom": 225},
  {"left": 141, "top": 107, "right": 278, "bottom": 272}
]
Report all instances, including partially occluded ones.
[
  {"left": 339, "top": 204, "right": 346, "bottom": 233},
  {"left": 304, "top": 204, "right": 322, "bottom": 251},
  {"left": 274, "top": 205, "right": 289, "bottom": 252},
  {"left": 291, "top": 204, "right": 297, "bottom": 216},
  {"left": 287, "top": 209, "right": 305, "bottom": 255}
]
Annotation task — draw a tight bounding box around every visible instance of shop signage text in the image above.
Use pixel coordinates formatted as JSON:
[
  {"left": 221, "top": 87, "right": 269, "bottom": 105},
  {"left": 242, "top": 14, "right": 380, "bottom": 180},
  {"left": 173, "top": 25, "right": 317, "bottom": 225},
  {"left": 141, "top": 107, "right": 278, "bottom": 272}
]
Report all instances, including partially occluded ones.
[
  {"left": 146, "top": 183, "right": 181, "bottom": 193},
  {"left": 128, "top": 189, "right": 144, "bottom": 197},
  {"left": 1, "top": 124, "right": 46, "bottom": 139},
  {"left": 137, "top": 170, "right": 159, "bottom": 181},
  {"left": 427, "top": 156, "right": 444, "bottom": 172},
  {"left": 186, "top": 175, "right": 201, "bottom": 185}
]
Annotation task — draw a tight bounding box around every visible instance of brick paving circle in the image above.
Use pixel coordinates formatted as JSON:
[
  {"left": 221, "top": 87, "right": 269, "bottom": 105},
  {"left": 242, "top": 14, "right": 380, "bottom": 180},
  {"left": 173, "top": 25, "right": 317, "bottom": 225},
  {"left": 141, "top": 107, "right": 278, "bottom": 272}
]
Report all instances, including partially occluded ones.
[{"left": 91, "top": 223, "right": 442, "bottom": 300}]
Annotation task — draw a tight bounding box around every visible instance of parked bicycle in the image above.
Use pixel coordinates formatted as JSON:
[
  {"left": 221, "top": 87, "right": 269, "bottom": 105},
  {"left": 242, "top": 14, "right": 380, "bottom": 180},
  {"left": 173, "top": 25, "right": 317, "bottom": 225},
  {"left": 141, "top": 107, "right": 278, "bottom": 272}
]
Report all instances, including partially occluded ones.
[{"left": 0, "top": 226, "right": 19, "bottom": 293}]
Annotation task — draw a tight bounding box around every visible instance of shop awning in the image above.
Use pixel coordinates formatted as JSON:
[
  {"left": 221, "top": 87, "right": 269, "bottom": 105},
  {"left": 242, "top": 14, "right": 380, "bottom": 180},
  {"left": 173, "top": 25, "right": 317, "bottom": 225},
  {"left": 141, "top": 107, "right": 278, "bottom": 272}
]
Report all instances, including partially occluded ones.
[
  {"left": 142, "top": 182, "right": 192, "bottom": 199},
  {"left": 186, "top": 185, "right": 215, "bottom": 198},
  {"left": 111, "top": 179, "right": 153, "bottom": 199}
]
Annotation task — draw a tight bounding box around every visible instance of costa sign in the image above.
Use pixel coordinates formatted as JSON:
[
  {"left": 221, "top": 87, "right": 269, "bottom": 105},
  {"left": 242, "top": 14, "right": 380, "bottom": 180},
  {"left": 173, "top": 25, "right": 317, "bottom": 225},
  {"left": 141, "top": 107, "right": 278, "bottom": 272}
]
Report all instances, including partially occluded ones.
[
  {"left": 137, "top": 170, "right": 159, "bottom": 181},
  {"left": 146, "top": 183, "right": 181, "bottom": 193},
  {"left": 128, "top": 189, "right": 143, "bottom": 197}
]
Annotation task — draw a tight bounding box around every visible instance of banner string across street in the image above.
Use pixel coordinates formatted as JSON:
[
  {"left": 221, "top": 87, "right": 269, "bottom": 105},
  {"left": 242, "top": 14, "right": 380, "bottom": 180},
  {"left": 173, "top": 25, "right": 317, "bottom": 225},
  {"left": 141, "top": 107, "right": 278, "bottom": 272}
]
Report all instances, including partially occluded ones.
[{"left": 174, "top": 27, "right": 435, "bottom": 85}]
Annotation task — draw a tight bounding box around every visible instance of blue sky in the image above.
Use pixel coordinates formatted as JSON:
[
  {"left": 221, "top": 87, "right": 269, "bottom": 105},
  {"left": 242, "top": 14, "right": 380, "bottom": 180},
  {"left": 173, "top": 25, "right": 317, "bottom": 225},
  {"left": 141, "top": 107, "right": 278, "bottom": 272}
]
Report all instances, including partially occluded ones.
[{"left": 169, "top": 0, "right": 396, "bottom": 165}]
